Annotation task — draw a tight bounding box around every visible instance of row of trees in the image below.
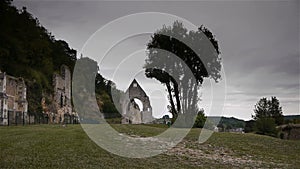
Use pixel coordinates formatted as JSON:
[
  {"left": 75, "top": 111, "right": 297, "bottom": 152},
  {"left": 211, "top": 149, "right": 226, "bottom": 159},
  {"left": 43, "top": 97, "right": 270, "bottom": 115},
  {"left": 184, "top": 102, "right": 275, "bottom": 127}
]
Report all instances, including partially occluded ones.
[{"left": 193, "top": 96, "right": 285, "bottom": 138}]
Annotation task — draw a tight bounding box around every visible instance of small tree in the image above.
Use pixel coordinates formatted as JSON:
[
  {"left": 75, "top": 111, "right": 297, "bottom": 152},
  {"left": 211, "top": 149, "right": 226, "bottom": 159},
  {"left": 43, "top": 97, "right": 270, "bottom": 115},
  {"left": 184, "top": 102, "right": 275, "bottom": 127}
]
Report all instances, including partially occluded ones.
[
  {"left": 252, "top": 96, "right": 283, "bottom": 136},
  {"left": 244, "top": 120, "right": 256, "bottom": 133},
  {"left": 255, "top": 118, "right": 277, "bottom": 136},
  {"left": 193, "top": 109, "right": 206, "bottom": 128},
  {"left": 253, "top": 96, "right": 284, "bottom": 125}
]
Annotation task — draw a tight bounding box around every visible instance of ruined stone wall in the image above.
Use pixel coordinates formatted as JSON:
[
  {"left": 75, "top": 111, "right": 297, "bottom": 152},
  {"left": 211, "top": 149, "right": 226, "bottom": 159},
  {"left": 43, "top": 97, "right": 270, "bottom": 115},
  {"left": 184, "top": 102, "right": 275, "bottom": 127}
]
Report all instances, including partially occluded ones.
[
  {"left": 0, "top": 72, "right": 28, "bottom": 125},
  {"left": 279, "top": 124, "right": 300, "bottom": 140},
  {"left": 62, "top": 65, "right": 71, "bottom": 105},
  {"left": 5, "top": 76, "right": 27, "bottom": 112},
  {"left": 127, "top": 100, "right": 142, "bottom": 124},
  {"left": 122, "top": 79, "right": 153, "bottom": 124},
  {"left": 51, "top": 65, "right": 72, "bottom": 123},
  {"left": 289, "top": 128, "right": 300, "bottom": 140},
  {"left": 0, "top": 74, "right": 4, "bottom": 92}
]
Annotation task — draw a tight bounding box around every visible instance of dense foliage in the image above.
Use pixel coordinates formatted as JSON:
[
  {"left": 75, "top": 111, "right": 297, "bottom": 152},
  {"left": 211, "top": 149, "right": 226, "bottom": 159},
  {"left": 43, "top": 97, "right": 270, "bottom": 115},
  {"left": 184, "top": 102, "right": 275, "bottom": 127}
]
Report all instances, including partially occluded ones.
[
  {"left": 284, "top": 115, "right": 300, "bottom": 124},
  {"left": 217, "top": 117, "right": 245, "bottom": 131},
  {"left": 244, "top": 120, "right": 256, "bottom": 133},
  {"left": 206, "top": 116, "right": 245, "bottom": 131},
  {"left": 144, "top": 21, "right": 221, "bottom": 123},
  {"left": 0, "top": 0, "right": 76, "bottom": 116},
  {"left": 0, "top": 0, "right": 120, "bottom": 119},
  {"left": 252, "top": 97, "right": 284, "bottom": 137},
  {"left": 253, "top": 97, "right": 284, "bottom": 126},
  {"left": 254, "top": 117, "right": 278, "bottom": 137},
  {"left": 193, "top": 110, "right": 206, "bottom": 128}
]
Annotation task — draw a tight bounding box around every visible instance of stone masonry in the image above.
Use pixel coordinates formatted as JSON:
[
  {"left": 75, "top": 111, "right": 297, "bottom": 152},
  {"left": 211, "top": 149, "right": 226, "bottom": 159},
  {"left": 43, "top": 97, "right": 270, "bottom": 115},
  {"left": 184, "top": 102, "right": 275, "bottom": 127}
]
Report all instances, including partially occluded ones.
[
  {"left": 0, "top": 71, "right": 28, "bottom": 125},
  {"left": 42, "top": 65, "right": 73, "bottom": 124},
  {"left": 121, "top": 79, "right": 153, "bottom": 124}
]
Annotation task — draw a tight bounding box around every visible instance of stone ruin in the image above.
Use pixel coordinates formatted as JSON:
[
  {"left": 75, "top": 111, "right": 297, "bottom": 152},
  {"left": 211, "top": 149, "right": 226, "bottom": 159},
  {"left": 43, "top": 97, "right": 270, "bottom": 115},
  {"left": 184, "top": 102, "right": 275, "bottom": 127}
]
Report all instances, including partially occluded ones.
[
  {"left": 278, "top": 124, "right": 300, "bottom": 140},
  {"left": 121, "top": 79, "right": 153, "bottom": 124},
  {"left": 0, "top": 71, "right": 28, "bottom": 125},
  {"left": 42, "top": 65, "right": 77, "bottom": 124}
]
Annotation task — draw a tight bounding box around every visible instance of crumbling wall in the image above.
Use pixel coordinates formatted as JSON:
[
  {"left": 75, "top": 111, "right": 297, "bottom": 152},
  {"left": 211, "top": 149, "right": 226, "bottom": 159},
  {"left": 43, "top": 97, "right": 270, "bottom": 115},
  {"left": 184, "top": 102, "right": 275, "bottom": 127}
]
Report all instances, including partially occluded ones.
[
  {"left": 121, "top": 79, "right": 153, "bottom": 124},
  {"left": 279, "top": 124, "right": 300, "bottom": 140},
  {"left": 44, "top": 65, "right": 73, "bottom": 124},
  {"left": 0, "top": 71, "right": 28, "bottom": 125}
]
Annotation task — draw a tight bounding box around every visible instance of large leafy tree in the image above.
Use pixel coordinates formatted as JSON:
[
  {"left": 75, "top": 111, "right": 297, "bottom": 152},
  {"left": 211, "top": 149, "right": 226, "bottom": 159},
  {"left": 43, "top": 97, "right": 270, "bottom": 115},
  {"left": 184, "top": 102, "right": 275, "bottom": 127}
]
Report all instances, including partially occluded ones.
[
  {"left": 253, "top": 96, "right": 284, "bottom": 126},
  {"left": 144, "top": 21, "right": 221, "bottom": 122}
]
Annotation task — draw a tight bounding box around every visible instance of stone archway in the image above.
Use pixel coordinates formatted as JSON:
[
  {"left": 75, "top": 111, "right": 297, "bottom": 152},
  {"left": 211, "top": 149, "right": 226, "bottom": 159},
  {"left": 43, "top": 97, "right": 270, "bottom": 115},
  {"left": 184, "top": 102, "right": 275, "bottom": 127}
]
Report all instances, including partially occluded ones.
[{"left": 122, "top": 79, "right": 153, "bottom": 124}]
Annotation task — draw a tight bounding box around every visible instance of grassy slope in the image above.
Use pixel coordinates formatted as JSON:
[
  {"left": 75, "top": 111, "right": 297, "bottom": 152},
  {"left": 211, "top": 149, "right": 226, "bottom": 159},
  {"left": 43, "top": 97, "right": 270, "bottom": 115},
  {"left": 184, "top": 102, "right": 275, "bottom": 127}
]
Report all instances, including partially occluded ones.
[{"left": 0, "top": 125, "right": 299, "bottom": 169}]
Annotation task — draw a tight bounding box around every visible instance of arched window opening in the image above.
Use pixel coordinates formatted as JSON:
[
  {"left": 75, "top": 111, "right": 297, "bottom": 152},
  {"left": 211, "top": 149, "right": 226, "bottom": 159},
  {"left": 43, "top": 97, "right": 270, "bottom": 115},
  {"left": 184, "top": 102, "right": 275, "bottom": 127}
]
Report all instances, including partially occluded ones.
[{"left": 133, "top": 98, "right": 143, "bottom": 111}]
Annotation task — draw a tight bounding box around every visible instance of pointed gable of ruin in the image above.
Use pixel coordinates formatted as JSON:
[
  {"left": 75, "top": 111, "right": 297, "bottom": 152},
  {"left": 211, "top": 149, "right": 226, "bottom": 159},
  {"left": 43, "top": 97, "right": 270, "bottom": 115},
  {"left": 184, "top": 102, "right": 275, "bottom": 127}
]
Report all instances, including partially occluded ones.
[{"left": 126, "top": 79, "right": 147, "bottom": 98}]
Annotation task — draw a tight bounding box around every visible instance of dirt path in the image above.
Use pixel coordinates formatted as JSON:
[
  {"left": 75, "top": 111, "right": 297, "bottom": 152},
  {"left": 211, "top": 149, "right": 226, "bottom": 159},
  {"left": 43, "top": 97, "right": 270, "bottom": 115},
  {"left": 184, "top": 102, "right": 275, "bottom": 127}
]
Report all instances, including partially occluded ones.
[{"left": 165, "top": 140, "right": 290, "bottom": 168}]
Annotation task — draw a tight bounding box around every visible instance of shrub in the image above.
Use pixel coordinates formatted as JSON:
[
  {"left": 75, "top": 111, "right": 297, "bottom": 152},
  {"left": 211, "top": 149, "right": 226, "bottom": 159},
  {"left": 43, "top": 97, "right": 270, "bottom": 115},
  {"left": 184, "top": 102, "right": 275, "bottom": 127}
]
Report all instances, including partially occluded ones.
[{"left": 255, "top": 118, "right": 278, "bottom": 137}]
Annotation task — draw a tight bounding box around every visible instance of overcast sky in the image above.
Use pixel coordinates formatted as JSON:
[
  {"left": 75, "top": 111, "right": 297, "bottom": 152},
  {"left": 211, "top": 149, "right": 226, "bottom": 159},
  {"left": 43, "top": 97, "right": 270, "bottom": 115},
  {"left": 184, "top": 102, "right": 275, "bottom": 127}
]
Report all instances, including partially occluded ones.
[{"left": 14, "top": 0, "right": 299, "bottom": 120}]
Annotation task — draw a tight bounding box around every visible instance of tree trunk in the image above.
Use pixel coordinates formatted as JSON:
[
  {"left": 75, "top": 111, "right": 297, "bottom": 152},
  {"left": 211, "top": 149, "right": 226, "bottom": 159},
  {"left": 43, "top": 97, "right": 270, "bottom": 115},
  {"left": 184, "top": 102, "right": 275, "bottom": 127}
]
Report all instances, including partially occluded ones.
[
  {"left": 170, "top": 78, "right": 181, "bottom": 114},
  {"left": 166, "top": 82, "right": 177, "bottom": 123}
]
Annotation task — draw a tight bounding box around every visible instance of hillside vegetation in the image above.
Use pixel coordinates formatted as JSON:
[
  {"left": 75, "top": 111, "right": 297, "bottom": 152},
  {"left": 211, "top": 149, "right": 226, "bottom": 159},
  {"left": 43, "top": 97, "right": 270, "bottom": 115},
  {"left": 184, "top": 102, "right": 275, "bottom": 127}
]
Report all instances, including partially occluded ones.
[
  {"left": 207, "top": 116, "right": 245, "bottom": 130},
  {"left": 0, "top": 0, "right": 120, "bottom": 118}
]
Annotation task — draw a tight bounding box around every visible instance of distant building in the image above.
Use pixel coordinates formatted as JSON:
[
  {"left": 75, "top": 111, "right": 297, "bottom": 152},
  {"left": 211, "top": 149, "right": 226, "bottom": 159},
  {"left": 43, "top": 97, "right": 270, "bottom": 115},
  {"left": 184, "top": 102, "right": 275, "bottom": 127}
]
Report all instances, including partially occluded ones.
[
  {"left": 213, "top": 126, "right": 219, "bottom": 132},
  {"left": 228, "top": 128, "right": 244, "bottom": 133},
  {"left": 0, "top": 71, "right": 28, "bottom": 125},
  {"left": 154, "top": 115, "right": 171, "bottom": 125}
]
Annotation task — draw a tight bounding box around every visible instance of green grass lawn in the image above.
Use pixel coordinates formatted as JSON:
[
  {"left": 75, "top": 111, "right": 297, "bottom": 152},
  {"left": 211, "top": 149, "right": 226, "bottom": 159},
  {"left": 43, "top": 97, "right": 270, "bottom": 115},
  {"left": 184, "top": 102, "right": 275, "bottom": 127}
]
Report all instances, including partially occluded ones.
[{"left": 0, "top": 124, "right": 299, "bottom": 169}]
